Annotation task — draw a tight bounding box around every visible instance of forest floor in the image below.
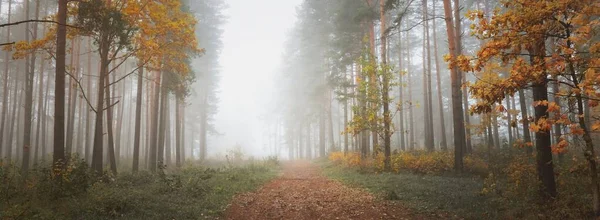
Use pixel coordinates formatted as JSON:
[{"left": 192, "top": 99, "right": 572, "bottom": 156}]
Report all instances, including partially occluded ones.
[{"left": 225, "top": 161, "right": 453, "bottom": 220}]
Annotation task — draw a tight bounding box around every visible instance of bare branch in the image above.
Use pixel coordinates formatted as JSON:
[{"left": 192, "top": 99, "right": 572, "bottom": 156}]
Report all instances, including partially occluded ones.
[{"left": 0, "top": 19, "right": 81, "bottom": 29}]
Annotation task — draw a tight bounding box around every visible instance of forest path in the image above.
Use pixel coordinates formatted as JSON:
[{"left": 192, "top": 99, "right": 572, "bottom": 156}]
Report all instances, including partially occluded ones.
[{"left": 224, "top": 161, "right": 427, "bottom": 220}]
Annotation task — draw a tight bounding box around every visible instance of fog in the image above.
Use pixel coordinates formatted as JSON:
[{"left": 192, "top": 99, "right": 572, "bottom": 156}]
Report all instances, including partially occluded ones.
[{"left": 209, "top": 0, "right": 303, "bottom": 158}]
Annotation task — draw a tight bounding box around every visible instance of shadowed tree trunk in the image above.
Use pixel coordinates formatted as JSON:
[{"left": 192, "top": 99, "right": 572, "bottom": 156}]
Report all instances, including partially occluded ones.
[
  {"left": 380, "top": 0, "right": 391, "bottom": 171},
  {"left": 54, "top": 0, "right": 68, "bottom": 168},
  {"left": 105, "top": 62, "right": 117, "bottom": 175},
  {"left": 157, "top": 72, "right": 167, "bottom": 167},
  {"left": 529, "top": 41, "right": 556, "bottom": 198},
  {"left": 148, "top": 69, "right": 162, "bottom": 172},
  {"left": 133, "top": 62, "right": 143, "bottom": 172},
  {"left": 91, "top": 31, "right": 111, "bottom": 173},
  {"left": 22, "top": 0, "right": 40, "bottom": 173},
  {"left": 442, "top": 0, "right": 466, "bottom": 171},
  {"left": 0, "top": 0, "right": 12, "bottom": 159},
  {"left": 454, "top": 0, "right": 471, "bottom": 154}
]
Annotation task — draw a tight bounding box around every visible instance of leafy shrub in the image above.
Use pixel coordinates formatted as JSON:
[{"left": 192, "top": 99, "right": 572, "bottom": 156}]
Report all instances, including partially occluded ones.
[{"left": 330, "top": 150, "right": 488, "bottom": 175}]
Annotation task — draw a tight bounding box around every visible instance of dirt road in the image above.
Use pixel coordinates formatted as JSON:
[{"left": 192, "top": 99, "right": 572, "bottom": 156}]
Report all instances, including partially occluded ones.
[{"left": 225, "top": 161, "right": 428, "bottom": 220}]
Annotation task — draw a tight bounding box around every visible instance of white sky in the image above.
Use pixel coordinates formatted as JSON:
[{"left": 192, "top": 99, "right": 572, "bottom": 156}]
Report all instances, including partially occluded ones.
[{"left": 209, "top": 0, "right": 303, "bottom": 158}]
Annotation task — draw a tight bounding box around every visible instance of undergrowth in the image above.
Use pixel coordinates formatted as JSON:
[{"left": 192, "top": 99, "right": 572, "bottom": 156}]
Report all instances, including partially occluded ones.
[
  {"left": 0, "top": 156, "right": 279, "bottom": 219},
  {"left": 324, "top": 147, "right": 593, "bottom": 219}
]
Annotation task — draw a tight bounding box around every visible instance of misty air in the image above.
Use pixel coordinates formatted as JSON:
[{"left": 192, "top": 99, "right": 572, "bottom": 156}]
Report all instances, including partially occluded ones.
[{"left": 0, "top": 0, "right": 599, "bottom": 219}]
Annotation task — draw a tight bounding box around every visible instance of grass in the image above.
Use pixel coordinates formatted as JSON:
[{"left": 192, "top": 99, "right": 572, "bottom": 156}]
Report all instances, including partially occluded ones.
[
  {"left": 0, "top": 158, "right": 279, "bottom": 219},
  {"left": 319, "top": 160, "right": 524, "bottom": 219}
]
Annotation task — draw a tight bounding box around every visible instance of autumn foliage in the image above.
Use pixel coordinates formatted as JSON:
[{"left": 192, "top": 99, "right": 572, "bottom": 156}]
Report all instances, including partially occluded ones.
[{"left": 329, "top": 151, "right": 488, "bottom": 175}]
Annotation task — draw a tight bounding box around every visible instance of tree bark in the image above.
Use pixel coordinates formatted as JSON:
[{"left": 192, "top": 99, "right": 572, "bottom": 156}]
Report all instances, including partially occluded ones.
[
  {"left": 406, "top": 27, "right": 415, "bottom": 150},
  {"left": 506, "top": 95, "right": 513, "bottom": 147},
  {"left": 133, "top": 62, "right": 143, "bottom": 172},
  {"left": 91, "top": 32, "right": 110, "bottom": 173},
  {"left": 423, "top": 0, "right": 435, "bottom": 151},
  {"left": 104, "top": 61, "right": 117, "bottom": 175},
  {"left": 529, "top": 41, "right": 557, "bottom": 198},
  {"left": 0, "top": 0, "right": 10, "bottom": 161},
  {"left": 518, "top": 89, "right": 532, "bottom": 152},
  {"left": 66, "top": 37, "right": 78, "bottom": 156},
  {"left": 442, "top": 0, "right": 466, "bottom": 171},
  {"left": 380, "top": 0, "right": 391, "bottom": 171},
  {"left": 432, "top": 0, "right": 448, "bottom": 151},
  {"left": 165, "top": 96, "right": 172, "bottom": 165},
  {"left": 454, "top": 0, "right": 471, "bottom": 154},
  {"left": 53, "top": 0, "right": 67, "bottom": 168},
  {"left": 148, "top": 69, "right": 162, "bottom": 172},
  {"left": 175, "top": 96, "right": 182, "bottom": 168}
]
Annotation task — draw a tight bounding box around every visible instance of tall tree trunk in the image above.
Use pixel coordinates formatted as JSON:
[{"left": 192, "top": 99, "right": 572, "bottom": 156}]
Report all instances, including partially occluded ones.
[
  {"left": 423, "top": 0, "right": 435, "bottom": 151},
  {"left": 165, "top": 96, "right": 171, "bottom": 165},
  {"left": 115, "top": 70, "right": 125, "bottom": 163},
  {"left": 54, "top": 0, "right": 67, "bottom": 168},
  {"left": 104, "top": 62, "right": 117, "bottom": 175},
  {"left": 85, "top": 38, "right": 93, "bottom": 163},
  {"left": 7, "top": 80, "right": 19, "bottom": 160},
  {"left": 91, "top": 32, "right": 110, "bottom": 173},
  {"left": 564, "top": 31, "right": 599, "bottom": 213},
  {"left": 175, "top": 96, "right": 182, "bottom": 168},
  {"left": 22, "top": 0, "right": 40, "bottom": 173},
  {"left": 529, "top": 41, "right": 557, "bottom": 198},
  {"left": 454, "top": 0, "right": 471, "bottom": 154},
  {"left": 397, "top": 24, "right": 406, "bottom": 151},
  {"left": 506, "top": 95, "right": 513, "bottom": 148},
  {"left": 380, "top": 0, "right": 391, "bottom": 170},
  {"left": 0, "top": 0, "right": 11, "bottom": 160},
  {"left": 492, "top": 108, "right": 500, "bottom": 147},
  {"left": 181, "top": 103, "right": 186, "bottom": 163},
  {"left": 133, "top": 63, "right": 144, "bottom": 172},
  {"left": 367, "top": 0, "right": 378, "bottom": 154},
  {"left": 157, "top": 72, "right": 167, "bottom": 167},
  {"left": 357, "top": 64, "right": 369, "bottom": 158},
  {"left": 34, "top": 0, "right": 45, "bottom": 161},
  {"left": 343, "top": 67, "right": 349, "bottom": 154},
  {"left": 66, "top": 37, "right": 77, "bottom": 156},
  {"left": 442, "top": 0, "right": 466, "bottom": 171},
  {"left": 145, "top": 72, "right": 152, "bottom": 168},
  {"left": 41, "top": 73, "right": 50, "bottom": 161},
  {"left": 148, "top": 69, "right": 161, "bottom": 171},
  {"left": 512, "top": 95, "right": 520, "bottom": 140},
  {"left": 74, "top": 39, "right": 83, "bottom": 156},
  {"left": 406, "top": 28, "right": 415, "bottom": 150},
  {"left": 10, "top": 80, "right": 22, "bottom": 161},
  {"left": 199, "top": 91, "right": 208, "bottom": 161},
  {"left": 519, "top": 89, "right": 532, "bottom": 152},
  {"left": 552, "top": 76, "right": 563, "bottom": 162},
  {"left": 35, "top": 55, "right": 47, "bottom": 162},
  {"left": 328, "top": 89, "right": 335, "bottom": 152},
  {"left": 432, "top": 0, "right": 448, "bottom": 151}
]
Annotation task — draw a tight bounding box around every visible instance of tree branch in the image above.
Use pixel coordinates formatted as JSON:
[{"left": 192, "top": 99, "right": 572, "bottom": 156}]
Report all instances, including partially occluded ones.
[{"left": 0, "top": 19, "right": 81, "bottom": 29}]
